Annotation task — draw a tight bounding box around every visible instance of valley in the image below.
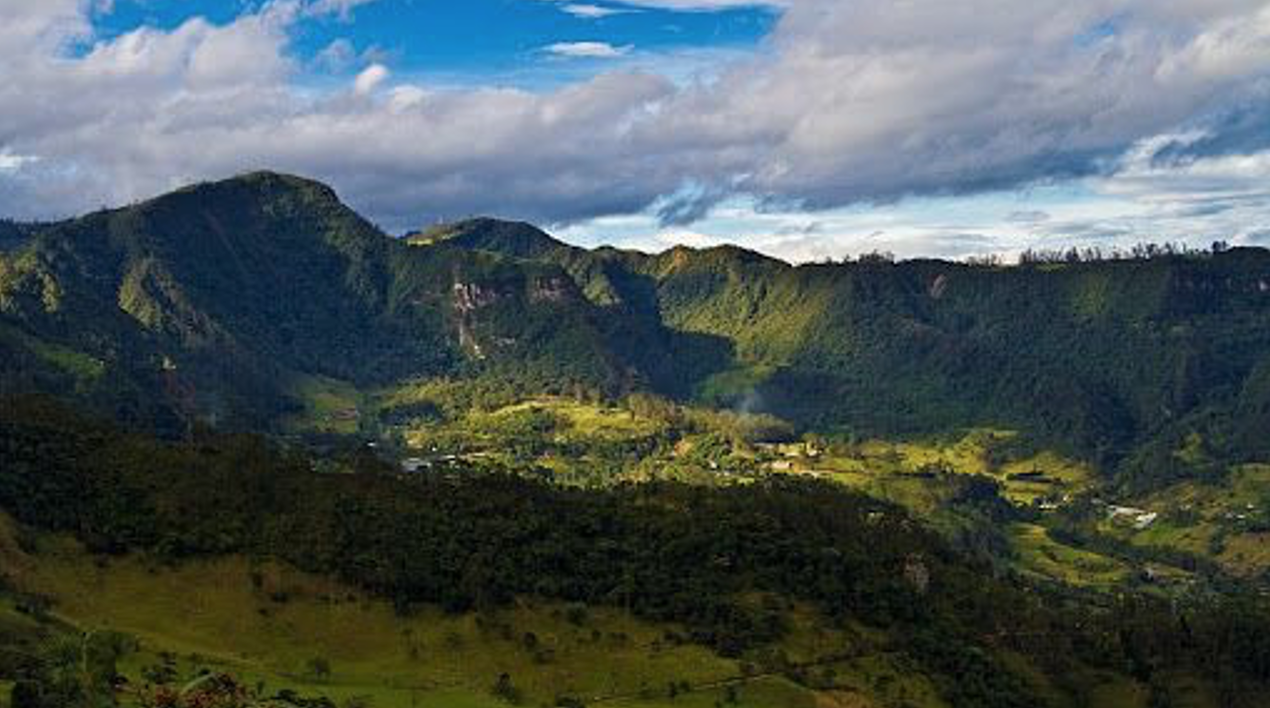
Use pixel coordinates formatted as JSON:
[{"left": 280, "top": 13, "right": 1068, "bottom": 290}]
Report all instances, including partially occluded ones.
[{"left": 2, "top": 173, "right": 1270, "bottom": 707}]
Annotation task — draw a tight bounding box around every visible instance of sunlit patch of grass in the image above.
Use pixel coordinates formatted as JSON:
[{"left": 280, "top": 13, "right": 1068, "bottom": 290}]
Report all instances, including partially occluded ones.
[
  {"left": 19, "top": 546, "right": 837, "bottom": 708},
  {"left": 492, "top": 397, "right": 663, "bottom": 441},
  {"left": 281, "top": 375, "right": 364, "bottom": 435},
  {"left": 789, "top": 430, "right": 1095, "bottom": 511},
  {"left": 0, "top": 324, "right": 105, "bottom": 386},
  {"left": 1113, "top": 464, "right": 1270, "bottom": 576},
  {"left": 1010, "top": 523, "right": 1131, "bottom": 588},
  {"left": 996, "top": 451, "right": 1094, "bottom": 504},
  {"left": 1217, "top": 533, "right": 1270, "bottom": 577}
]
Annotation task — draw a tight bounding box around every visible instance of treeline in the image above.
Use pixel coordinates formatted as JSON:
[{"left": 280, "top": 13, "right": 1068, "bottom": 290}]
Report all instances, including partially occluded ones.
[
  {"left": 4, "top": 397, "right": 1270, "bottom": 706},
  {"left": 1017, "top": 240, "right": 1234, "bottom": 266},
  {"left": 819, "top": 241, "right": 1235, "bottom": 268}
]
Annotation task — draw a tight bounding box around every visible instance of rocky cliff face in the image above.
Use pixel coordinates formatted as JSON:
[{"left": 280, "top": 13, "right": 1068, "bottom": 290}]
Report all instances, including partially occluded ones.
[
  {"left": 529, "top": 275, "right": 575, "bottom": 304},
  {"left": 452, "top": 281, "right": 504, "bottom": 315},
  {"left": 451, "top": 281, "right": 506, "bottom": 358}
]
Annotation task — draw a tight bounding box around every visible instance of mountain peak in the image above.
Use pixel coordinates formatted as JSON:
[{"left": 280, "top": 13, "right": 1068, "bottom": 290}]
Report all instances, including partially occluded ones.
[
  {"left": 406, "top": 217, "right": 568, "bottom": 259},
  {"left": 161, "top": 171, "right": 343, "bottom": 209}
]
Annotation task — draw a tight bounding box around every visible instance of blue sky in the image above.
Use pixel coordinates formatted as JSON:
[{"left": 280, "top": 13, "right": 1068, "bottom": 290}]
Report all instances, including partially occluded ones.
[
  {"left": 2, "top": 0, "right": 1269, "bottom": 261},
  {"left": 91, "top": 0, "right": 778, "bottom": 85}
]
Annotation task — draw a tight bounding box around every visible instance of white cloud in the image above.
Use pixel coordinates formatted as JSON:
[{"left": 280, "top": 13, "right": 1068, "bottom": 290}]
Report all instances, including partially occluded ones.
[
  {"left": 306, "top": 0, "right": 382, "bottom": 20},
  {"left": 314, "top": 38, "right": 356, "bottom": 71},
  {"left": 615, "top": 0, "right": 786, "bottom": 9},
  {"left": 353, "top": 63, "right": 390, "bottom": 93},
  {"left": 545, "top": 41, "right": 632, "bottom": 58},
  {"left": 538, "top": 0, "right": 772, "bottom": 17},
  {"left": 0, "top": 0, "right": 1268, "bottom": 260},
  {"left": 0, "top": 149, "right": 39, "bottom": 173},
  {"left": 560, "top": 4, "right": 632, "bottom": 19}
]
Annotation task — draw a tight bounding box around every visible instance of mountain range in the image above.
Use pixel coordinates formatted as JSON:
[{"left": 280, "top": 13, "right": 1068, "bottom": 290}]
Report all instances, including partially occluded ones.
[
  {"left": 3, "top": 172, "right": 1270, "bottom": 487},
  {"left": 6, "top": 172, "right": 1270, "bottom": 708}
]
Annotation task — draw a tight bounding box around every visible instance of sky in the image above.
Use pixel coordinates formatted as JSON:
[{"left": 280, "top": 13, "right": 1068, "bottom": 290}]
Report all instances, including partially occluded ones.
[{"left": 1, "top": 0, "right": 1268, "bottom": 261}]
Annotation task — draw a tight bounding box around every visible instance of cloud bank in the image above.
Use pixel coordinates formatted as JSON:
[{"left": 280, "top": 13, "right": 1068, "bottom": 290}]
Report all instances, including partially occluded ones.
[{"left": 1, "top": 0, "right": 1268, "bottom": 247}]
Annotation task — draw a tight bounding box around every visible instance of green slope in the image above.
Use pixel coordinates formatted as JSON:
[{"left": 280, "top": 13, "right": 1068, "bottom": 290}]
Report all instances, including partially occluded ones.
[
  {"left": 435, "top": 222, "right": 1270, "bottom": 487},
  {"left": 6, "top": 400, "right": 1269, "bottom": 708},
  {"left": 5, "top": 175, "right": 1270, "bottom": 485},
  {"left": 0, "top": 175, "right": 669, "bottom": 432}
]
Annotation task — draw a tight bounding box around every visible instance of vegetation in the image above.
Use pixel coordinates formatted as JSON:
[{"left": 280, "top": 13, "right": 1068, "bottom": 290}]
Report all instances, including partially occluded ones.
[
  {"left": 4, "top": 173, "right": 1270, "bottom": 706},
  {"left": 5, "top": 173, "right": 1270, "bottom": 489},
  {"left": 0, "top": 221, "right": 42, "bottom": 253},
  {"left": 4, "top": 398, "right": 1270, "bottom": 707}
]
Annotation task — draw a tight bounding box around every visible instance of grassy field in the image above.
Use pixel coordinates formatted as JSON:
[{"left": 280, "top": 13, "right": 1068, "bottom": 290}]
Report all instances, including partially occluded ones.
[
  {"left": 851, "top": 430, "right": 1094, "bottom": 505},
  {"left": 1102, "top": 464, "right": 1270, "bottom": 577},
  {"left": 770, "top": 429, "right": 1095, "bottom": 509},
  {"left": 282, "top": 375, "right": 365, "bottom": 435},
  {"left": 1010, "top": 524, "right": 1131, "bottom": 589},
  {"left": 0, "top": 499, "right": 1194, "bottom": 708},
  {"left": 501, "top": 399, "right": 663, "bottom": 441},
  {"left": 13, "top": 537, "right": 865, "bottom": 708},
  {"left": 280, "top": 388, "right": 1218, "bottom": 594},
  {"left": 764, "top": 432, "right": 1147, "bottom": 589}
]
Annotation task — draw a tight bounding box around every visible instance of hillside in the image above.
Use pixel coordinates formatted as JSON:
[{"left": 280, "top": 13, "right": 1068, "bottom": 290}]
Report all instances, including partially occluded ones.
[
  {"left": 4, "top": 175, "right": 1270, "bottom": 707},
  {"left": 427, "top": 221, "right": 1270, "bottom": 486},
  {"left": 0, "top": 174, "right": 675, "bottom": 431},
  {"left": 4, "top": 174, "right": 1270, "bottom": 479},
  {"left": 5, "top": 398, "right": 1270, "bottom": 708}
]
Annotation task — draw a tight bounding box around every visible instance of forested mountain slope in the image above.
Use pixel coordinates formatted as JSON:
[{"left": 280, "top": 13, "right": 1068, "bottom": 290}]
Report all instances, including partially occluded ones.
[
  {"left": 4, "top": 173, "right": 1270, "bottom": 486},
  {"left": 0, "top": 174, "right": 672, "bottom": 431},
  {"left": 5, "top": 174, "right": 1270, "bottom": 707},
  {"left": 433, "top": 220, "right": 1270, "bottom": 485}
]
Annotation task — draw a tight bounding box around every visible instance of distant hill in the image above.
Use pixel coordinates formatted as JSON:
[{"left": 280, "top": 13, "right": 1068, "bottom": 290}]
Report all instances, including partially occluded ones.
[{"left": 4, "top": 173, "right": 1270, "bottom": 486}]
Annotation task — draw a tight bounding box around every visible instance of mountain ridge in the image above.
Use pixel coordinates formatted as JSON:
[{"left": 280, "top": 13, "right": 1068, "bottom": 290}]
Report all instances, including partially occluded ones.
[{"left": 3, "top": 172, "right": 1270, "bottom": 488}]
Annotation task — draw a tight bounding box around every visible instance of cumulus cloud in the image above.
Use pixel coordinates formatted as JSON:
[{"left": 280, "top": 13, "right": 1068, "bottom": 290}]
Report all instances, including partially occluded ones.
[
  {"left": 669, "top": 0, "right": 1270, "bottom": 214},
  {"left": 545, "top": 41, "right": 632, "bottom": 58},
  {"left": 314, "top": 38, "right": 357, "bottom": 71},
  {"left": 353, "top": 63, "right": 390, "bottom": 93},
  {"left": 0, "top": 0, "right": 1268, "bottom": 245}
]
